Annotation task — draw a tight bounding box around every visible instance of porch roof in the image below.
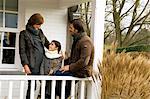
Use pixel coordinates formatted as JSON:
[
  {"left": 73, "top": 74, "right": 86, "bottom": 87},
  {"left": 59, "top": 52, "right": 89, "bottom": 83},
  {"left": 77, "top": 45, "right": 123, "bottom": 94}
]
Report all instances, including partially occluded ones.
[
  {"left": 58, "top": 0, "right": 92, "bottom": 8},
  {"left": 26, "top": 0, "right": 92, "bottom": 8}
]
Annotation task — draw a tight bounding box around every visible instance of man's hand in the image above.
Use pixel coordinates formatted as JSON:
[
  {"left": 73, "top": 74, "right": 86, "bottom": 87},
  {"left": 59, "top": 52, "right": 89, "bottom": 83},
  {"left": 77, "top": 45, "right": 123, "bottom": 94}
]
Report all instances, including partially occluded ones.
[
  {"left": 24, "top": 64, "right": 31, "bottom": 74},
  {"left": 59, "top": 65, "right": 70, "bottom": 73}
]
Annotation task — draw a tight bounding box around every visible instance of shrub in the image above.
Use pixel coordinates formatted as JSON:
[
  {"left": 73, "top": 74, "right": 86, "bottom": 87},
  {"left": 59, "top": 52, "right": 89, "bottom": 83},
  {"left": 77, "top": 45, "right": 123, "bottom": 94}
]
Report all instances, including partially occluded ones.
[
  {"left": 117, "top": 45, "right": 150, "bottom": 53},
  {"left": 99, "top": 49, "right": 150, "bottom": 99}
]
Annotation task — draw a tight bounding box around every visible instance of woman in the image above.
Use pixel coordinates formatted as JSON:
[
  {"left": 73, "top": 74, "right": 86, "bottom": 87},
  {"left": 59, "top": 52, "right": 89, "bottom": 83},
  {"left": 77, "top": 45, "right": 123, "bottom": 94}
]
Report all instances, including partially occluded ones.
[{"left": 19, "top": 13, "right": 50, "bottom": 99}]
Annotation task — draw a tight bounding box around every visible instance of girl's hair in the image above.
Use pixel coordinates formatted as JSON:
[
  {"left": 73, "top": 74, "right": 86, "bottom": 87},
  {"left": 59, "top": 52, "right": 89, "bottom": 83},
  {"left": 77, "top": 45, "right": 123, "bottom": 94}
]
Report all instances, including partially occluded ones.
[
  {"left": 51, "top": 40, "right": 61, "bottom": 53},
  {"left": 27, "top": 13, "right": 44, "bottom": 26}
]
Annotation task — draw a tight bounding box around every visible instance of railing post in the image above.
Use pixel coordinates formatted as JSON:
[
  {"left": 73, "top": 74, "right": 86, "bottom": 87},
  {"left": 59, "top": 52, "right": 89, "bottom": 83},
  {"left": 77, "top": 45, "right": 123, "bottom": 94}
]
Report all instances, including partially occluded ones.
[
  {"left": 80, "top": 81, "right": 85, "bottom": 99},
  {"left": 61, "top": 80, "right": 66, "bottom": 99},
  {"left": 41, "top": 80, "right": 46, "bottom": 99},
  {"left": 30, "top": 80, "right": 35, "bottom": 99},
  {"left": 0, "top": 81, "right": 1, "bottom": 98},
  {"left": 71, "top": 80, "right": 75, "bottom": 99},
  {"left": 20, "top": 81, "right": 25, "bottom": 99},
  {"left": 51, "top": 80, "right": 56, "bottom": 99},
  {"left": 8, "top": 81, "right": 13, "bottom": 99}
]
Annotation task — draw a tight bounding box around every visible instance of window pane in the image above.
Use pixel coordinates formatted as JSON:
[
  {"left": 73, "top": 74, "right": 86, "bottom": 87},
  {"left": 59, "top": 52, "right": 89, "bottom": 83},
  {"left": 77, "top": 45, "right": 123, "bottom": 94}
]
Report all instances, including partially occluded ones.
[
  {"left": 5, "top": 0, "right": 18, "bottom": 11},
  {"left": 3, "top": 32, "right": 16, "bottom": 47},
  {"left": 0, "top": 12, "right": 2, "bottom": 27},
  {"left": 5, "top": 13, "right": 18, "bottom": 28},
  {"left": 0, "top": 0, "right": 3, "bottom": 10},
  {"left": 2, "top": 49, "right": 15, "bottom": 64}
]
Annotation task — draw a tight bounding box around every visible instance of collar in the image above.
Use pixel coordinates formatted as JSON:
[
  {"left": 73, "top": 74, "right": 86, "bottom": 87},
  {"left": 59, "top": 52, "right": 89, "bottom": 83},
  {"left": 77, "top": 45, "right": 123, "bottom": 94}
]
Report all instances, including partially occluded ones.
[
  {"left": 72, "top": 32, "right": 87, "bottom": 42},
  {"left": 45, "top": 50, "right": 61, "bottom": 59},
  {"left": 26, "top": 25, "right": 40, "bottom": 36}
]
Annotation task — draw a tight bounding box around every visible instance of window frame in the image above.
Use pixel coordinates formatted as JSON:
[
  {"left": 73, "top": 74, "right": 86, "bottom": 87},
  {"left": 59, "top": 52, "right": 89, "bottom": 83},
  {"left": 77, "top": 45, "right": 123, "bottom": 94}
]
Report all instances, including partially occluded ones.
[{"left": 0, "top": 0, "right": 19, "bottom": 70}]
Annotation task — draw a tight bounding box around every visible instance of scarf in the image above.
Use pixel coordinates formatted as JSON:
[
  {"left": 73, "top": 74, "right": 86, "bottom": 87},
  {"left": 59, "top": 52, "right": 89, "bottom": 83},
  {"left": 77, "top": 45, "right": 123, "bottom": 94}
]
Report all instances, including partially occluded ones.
[
  {"left": 26, "top": 24, "right": 40, "bottom": 36},
  {"left": 45, "top": 49, "right": 62, "bottom": 59}
]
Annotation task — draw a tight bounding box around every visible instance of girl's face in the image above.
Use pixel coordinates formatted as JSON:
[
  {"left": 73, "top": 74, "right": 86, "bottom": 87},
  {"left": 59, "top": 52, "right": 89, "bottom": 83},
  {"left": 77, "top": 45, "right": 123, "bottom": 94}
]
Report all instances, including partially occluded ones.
[{"left": 49, "top": 42, "right": 58, "bottom": 51}]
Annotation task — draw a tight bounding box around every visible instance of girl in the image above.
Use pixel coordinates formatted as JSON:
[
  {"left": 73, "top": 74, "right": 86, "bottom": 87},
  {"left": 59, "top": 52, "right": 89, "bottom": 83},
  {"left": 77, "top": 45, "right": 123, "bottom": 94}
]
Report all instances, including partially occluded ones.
[
  {"left": 41, "top": 40, "right": 63, "bottom": 99},
  {"left": 42, "top": 40, "right": 63, "bottom": 75}
]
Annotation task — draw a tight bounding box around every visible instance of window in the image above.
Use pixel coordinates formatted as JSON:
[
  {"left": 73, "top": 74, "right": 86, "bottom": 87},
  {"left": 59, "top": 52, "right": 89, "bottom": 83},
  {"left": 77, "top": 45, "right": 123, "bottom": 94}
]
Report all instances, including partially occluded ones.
[{"left": 0, "top": 0, "right": 18, "bottom": 68}]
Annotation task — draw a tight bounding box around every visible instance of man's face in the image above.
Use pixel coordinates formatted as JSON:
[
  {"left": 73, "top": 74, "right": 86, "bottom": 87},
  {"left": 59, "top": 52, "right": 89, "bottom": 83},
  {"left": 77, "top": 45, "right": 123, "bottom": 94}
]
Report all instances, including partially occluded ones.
[{"left": 68, "top": 24, "right": 77, "bottom": 35}]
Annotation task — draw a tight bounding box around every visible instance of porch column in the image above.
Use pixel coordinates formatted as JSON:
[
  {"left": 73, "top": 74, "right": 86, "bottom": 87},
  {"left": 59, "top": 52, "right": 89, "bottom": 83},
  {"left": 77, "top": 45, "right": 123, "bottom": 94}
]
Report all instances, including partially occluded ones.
[
  {"left": 87, "top": 0, "right": 106, "bottom": 99},
  {"left": 91, "top": 0, "right": 106, "bottom": 72}
]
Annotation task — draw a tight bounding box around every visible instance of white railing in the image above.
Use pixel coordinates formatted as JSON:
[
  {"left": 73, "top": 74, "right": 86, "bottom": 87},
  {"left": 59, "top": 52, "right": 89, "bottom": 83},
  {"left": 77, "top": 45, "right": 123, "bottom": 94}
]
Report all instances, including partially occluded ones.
[{"left": 0, "top": 75, "right": 95, "bottom": 99}]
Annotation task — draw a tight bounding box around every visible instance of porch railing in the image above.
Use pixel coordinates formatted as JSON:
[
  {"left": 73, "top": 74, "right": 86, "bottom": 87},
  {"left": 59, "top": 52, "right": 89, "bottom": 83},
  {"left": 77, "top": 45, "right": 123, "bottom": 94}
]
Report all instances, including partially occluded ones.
[{"left": 0, "top": 75, "right": 96, "bottom": 99}]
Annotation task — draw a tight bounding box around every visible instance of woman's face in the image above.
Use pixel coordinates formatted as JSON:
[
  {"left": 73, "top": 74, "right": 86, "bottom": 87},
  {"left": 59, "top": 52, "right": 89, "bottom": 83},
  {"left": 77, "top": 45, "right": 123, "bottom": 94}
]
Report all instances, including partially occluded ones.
[
  {"left": 33, "top": 24, "right": 41, "bottom": 30},
  {"left": 49, "top": 42, "right": 58, "bottom": 51}
]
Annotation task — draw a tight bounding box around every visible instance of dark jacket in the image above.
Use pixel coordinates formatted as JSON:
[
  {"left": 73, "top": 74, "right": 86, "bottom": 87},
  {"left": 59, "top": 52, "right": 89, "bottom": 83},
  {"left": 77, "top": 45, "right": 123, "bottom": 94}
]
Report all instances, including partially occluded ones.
[
  {"left": 66, "top": 34, "right": 94, "bottom": 78},
  {"left": 19, "top": 29, "right": 50, "bottom": 70}
]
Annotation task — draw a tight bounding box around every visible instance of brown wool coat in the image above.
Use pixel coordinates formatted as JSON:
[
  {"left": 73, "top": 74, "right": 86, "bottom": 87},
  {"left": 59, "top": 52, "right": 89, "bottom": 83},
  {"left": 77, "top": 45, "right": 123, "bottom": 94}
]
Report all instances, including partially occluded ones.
[{"left": 66, "top": 35, "right": 94, "bottom": 78}]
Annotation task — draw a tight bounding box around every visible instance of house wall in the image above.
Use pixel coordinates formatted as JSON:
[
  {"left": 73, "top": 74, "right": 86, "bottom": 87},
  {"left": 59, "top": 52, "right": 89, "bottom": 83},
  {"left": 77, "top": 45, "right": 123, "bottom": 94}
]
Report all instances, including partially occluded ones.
[
  {"left": 24, "top": 0, "right": 68, "bottom": 52},
  {"left": 16, "top": 0, "right": 68, "bottom": 70}
]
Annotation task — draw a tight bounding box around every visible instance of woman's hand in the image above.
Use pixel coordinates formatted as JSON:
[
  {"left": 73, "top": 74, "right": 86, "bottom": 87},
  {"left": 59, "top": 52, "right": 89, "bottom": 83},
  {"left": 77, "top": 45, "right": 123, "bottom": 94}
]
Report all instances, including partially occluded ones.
[
  {"left": 48, "top": 44, "right": 51, "bottom": 51},
  {"left": 24, "top": 64, "right": 31, "bottom": 74}
]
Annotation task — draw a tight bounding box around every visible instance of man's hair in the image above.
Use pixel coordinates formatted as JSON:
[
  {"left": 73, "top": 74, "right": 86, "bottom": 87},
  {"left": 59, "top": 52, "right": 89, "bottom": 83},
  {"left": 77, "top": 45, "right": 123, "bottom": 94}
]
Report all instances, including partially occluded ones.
[
  {"left": 51, "top": 40, "right": 61, "bottom": 53},
  {"left": 27, "top": 13, "right": 44, "bottom": 26},
  {"left": 70, "top": 19, "right": 87, "bottom": 33}
]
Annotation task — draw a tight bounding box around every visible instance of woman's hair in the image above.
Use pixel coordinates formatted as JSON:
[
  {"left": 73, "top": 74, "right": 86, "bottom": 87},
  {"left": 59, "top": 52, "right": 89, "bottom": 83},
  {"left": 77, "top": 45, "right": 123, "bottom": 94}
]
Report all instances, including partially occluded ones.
[
  {"left": 70, "top": 19, "right": 87, "bottom": 33},
  {"left": 27, "top": 13, "right": 44, "bottom": 26},
  {"left": 51, "top": 40, "right": 61, "bottom": 53}
]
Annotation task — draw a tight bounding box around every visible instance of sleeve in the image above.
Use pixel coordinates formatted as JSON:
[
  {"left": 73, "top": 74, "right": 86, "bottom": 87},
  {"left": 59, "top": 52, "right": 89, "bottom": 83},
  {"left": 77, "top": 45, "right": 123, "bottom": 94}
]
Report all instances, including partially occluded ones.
[
  {"left": 19, "top": 30, "right": 29, "bottom": 66},
  {"left": 40, "top": 29, "right": 50, "bottom": 49},
  {"left": 69, "top": 40, "right": 93, "bottom": 72},
  {"left": 64, "top": 57, "right": 70, "bottom": 65},
  {"left": 44, "top": 36, "right": 50, "bottom": 49},
  {"left": 56, "top": 57, "right": 63, "bottom": 70}
]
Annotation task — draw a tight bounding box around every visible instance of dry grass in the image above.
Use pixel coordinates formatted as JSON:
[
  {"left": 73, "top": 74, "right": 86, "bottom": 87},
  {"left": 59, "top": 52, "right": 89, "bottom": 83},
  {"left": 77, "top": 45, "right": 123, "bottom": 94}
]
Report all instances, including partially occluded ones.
[{"left": 99, "top": 48, "right": 150, "bottom": 99}]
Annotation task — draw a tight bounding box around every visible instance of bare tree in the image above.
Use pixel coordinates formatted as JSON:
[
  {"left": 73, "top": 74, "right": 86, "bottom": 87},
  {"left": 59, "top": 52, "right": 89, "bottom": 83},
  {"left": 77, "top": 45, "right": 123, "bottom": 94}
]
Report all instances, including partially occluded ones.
[
  {"left": 69, "top": 2, "right": 92, "bottom": 36},
  {"left": 78, "top": 2, "right": 92, "bottom": 36},
  {"left": 105, "top": 0, "right": 150, "bottom": 47}
]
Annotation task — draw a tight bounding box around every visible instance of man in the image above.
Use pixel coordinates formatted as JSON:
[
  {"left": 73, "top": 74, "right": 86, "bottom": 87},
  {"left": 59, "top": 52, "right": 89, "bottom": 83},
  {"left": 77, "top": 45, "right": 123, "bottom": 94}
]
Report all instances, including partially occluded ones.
[
  {"left": 58, "top": 18, "right": 94, "bottom": 77},
  {"left": 55, "top": 18, "right": 94, "bottom": 98}
]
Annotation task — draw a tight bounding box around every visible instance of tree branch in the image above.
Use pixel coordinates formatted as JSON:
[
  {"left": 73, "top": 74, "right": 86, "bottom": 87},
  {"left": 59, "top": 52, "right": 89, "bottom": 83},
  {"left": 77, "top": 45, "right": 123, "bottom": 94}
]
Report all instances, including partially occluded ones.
[
  {"left": 127, "top": 16, "right": 147, "bottom": 43},
  {"left": 134, "top": 0, "right": 149, "bottom": 23},
  {"left": 129, "top": 36, "right": 150, "bottom": 46},
  {"left": 121, "top": 4, "right": 134, "bottom": 18},
  {"left": 119, "top": 0, "right": 126, "bottom": 15},
  {"left": 123, "top": 0, "right": 139, "bottom": 43}
]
